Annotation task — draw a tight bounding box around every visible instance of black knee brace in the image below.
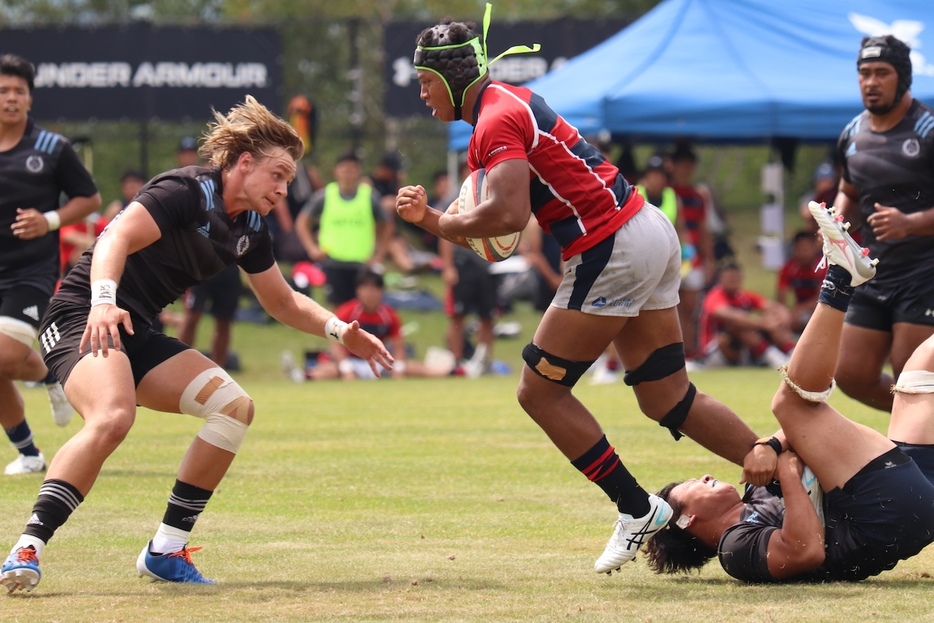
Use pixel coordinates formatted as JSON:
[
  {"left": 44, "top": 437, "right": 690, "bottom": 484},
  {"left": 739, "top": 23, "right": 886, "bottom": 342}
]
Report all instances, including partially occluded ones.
[
  {"left": 658, "top": 382, "right": 697, "bottom": 441},
  {"left": 623, "top": 342, "right": 686, "bottom": 386},
  {"left": 522, "top": 343, "right": 595, "bottom": 387}
]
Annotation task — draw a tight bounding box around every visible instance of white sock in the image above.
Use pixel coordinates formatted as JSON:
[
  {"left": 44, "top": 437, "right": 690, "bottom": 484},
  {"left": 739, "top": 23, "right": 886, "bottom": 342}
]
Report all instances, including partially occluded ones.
[
  {"left": 13, "top": 535, "right": 46, "bottom": 558},
  {"left": 151, "top": 523, "right": 190, "bottom": 555}
]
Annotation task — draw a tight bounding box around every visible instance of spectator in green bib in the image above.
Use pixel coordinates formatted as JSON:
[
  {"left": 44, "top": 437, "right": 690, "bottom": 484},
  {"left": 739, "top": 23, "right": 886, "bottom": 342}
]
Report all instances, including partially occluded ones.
[{"left": 295, "top": 151, "right": 390, "bottom": 306}]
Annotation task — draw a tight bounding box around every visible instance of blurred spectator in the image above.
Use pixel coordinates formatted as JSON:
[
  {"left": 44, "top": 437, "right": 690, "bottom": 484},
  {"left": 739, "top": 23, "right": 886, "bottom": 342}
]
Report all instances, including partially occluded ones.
[
  {"left": 371, "top": 151, "right": 420, "bottom": 274},
  {"left": 519, "top": 218, "right": 562, "bottom": 313},
  {"left": 798, "top": 161, "right": 839, "bottom": 234},
  {"left": 698, "top": 260, "right": 796, "bottom": 368},
  {"left": 776, "top": 230, "right": 826, "bottom": 333},
  {"left": 440, "top": 235, "right": 497, "bottom": 377},
  {"left": 103, "top": 168, "right": 146, "bottom": 221},
  {"left": 58, "top": 212, "right": 107, "bottom": 279},
  {"left": 282, "top": 268, "right": 457, "bottom": 381},
  {"left": 670, "top": 143, "right": 717, "bottom": 360},
  {"left": 295, "top": 151, "right": 389, "bottom": 307},
  {"left": 175, "top": 136, "right": 199, "bottom": 167},
  {"left": 266, "top": 95, "right": 324, "bottom": 264}
]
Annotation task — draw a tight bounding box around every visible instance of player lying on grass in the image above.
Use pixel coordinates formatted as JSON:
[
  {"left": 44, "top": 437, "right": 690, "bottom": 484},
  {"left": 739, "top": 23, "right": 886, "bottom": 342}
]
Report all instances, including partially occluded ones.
[
  {"left": 1, "top": 96, "right": 392, "bottom": 594},
  {"left": 644, "top": 202, "right": 934, "bottom": 582}
]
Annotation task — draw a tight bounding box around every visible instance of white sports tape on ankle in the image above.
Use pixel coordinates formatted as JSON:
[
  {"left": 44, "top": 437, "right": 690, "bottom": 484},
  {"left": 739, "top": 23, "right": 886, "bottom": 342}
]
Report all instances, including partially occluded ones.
[
  {"left": 778, "top": 365, "right": 836, "bottom": 403},
  {"left": 892, "top": 370, "right": 934, "bottom": 394},
  {"left": 0, "top": 316, "right": 38, "bottom": 346},
  {"left": 179, "top": 368, "right": 252, "bottom": 453}
]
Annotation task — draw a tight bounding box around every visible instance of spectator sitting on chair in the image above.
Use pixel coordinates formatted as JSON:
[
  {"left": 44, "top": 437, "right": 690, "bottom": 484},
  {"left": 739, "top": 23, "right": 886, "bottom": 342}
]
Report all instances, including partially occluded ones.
[{"left": 698, "top": 260, "right": 796, "bottom": 368}]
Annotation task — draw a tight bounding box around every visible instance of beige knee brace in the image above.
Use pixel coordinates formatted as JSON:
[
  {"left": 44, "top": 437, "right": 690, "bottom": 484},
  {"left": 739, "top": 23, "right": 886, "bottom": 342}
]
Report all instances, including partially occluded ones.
[
  {"left": 178, "top": 368, "right": 253, "bottom": 453},
  {"left": 0, "top": 316, "right": 38, "bottom": 347}
]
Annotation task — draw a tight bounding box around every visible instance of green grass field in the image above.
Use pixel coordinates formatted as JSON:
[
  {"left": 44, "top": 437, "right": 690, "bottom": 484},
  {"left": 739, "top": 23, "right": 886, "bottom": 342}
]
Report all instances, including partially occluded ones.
[{"left": 3, "top": 311, "right": 933, "bottom": 622}]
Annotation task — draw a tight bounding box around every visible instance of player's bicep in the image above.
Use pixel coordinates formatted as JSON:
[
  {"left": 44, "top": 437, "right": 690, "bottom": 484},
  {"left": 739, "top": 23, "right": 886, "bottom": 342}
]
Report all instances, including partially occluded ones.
[
  {"left": 99, "top": 201, "right": 162, "bottom": 254},
  {"left": 485, "top": 159, "right": 532, "bottom": 231},
  {"left": 764, "top": 526, "right": 823, "bottom": 580}
]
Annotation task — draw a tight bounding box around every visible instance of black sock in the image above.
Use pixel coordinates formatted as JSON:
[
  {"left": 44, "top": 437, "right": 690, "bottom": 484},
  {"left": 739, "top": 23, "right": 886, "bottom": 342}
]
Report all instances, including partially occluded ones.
[
  {"left": 23, "top": 479, "right": 85, "bottom": 544},
  {"left": 817, "top": 264, "right": 855, "bottom": 312},
  {"left": 571, "top": 435, "right": 650, "bottom": 516},
  {"left": 161, "top": 480, "right": 213, "bottom": 531},
  {"left": 5, "top": 421, "right": 40, "bottom": 457}
]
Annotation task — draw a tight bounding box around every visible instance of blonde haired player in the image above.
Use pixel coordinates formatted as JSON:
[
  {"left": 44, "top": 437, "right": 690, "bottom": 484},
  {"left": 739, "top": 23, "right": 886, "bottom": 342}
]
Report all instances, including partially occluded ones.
[{"left": 1, "top": 96, "right": 392, "bottom": 592}]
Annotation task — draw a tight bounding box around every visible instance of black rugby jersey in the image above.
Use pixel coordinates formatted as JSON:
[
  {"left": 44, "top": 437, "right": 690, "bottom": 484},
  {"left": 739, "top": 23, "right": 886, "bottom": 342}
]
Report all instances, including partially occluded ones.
[
  {"left": 837, "top": 99, "right": 934, "bottom": 286},
  {"left": 0, "top": 119, "right": 98, "bottom": 294},
  {"left": 55, "top": 166, "right": 275, "bottom": 323}
]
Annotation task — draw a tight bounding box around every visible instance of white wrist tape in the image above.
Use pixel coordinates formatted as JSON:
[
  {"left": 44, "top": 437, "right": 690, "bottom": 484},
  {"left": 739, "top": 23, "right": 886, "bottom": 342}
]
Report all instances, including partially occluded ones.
[
  {"left": 324, "top": 316, "right": 347, "bottom": 344},
  {"left": 43, "top": 211, "right": 61, "bottom": 232},
  {"left": 90, "top": 278, "right": 118, "bottom": 307}
]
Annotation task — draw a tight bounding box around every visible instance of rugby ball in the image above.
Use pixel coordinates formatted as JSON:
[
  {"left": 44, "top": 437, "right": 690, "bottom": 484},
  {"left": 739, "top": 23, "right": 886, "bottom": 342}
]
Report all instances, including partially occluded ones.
[{"left": 456, "top": 169, "right": 521, "bottom": 262}]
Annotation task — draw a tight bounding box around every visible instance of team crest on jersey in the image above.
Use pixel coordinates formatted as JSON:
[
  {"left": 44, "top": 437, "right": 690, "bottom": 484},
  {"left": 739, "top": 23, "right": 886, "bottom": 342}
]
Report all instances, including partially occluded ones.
[
  {"left": 26, "top": 155, "right": 44, "bottom": 173},
  {"left": 902, "top": 138, "right": 921, "bottom": 158},
  {"left": 236, "top": 235, "right": 250, "bottom": 257}
]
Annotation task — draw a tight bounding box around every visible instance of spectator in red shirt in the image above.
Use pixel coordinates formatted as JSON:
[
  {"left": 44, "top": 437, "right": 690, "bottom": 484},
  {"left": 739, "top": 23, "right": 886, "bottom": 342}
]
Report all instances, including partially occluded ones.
[
  {"left": 286, "top": 268, "right": 456, "bottom": 381},
  {"left": 699, "top": 260, "right": 796, "bottom": 368},
  {"left": 776, "top": 231, "right": 826, "bottom": 333}
]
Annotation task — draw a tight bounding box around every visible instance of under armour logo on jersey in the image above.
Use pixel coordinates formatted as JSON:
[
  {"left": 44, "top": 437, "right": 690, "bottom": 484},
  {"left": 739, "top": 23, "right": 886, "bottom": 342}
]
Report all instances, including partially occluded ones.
[
  {"left": 40, "top": 322, "right": 62, "bottom": 354},
  {"left": 21, "top": 305, "right": 39, "bottom": 322}
]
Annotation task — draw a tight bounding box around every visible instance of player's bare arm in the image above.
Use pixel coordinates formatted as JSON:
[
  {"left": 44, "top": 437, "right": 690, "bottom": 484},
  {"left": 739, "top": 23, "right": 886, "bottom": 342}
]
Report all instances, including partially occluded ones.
[
  {"left": 11, "top": 193, "right": 101, "bottom": 240},
  {"left": 81, "top": 202, "right": 162, "bottom": 356},
  {"left": 246, "top": 265, "right": 393, "bottom": 375},
  {"left": 438, "top": 159, "right": 531, "bottom": 239},
  {"left": 833, "top": 179, "right": 861, "bottom": 227},
  {"left": 764, "top": 452, "right": 826, "bottom": 579}
]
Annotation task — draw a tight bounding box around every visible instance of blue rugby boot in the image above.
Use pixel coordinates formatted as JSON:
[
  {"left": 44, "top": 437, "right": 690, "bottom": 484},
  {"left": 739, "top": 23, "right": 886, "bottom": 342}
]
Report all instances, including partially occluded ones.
[
  {"left": 136, "top": 541, "right": 215, "bottom": 584},
  {"left": 1, "top": 546, "right": 41, "bottom": 593}
]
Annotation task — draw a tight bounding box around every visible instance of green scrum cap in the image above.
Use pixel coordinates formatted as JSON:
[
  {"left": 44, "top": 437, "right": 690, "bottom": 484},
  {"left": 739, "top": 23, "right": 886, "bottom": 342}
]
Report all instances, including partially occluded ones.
[{"left": 413, "top": 3, "right": 540, "bottom": 121}]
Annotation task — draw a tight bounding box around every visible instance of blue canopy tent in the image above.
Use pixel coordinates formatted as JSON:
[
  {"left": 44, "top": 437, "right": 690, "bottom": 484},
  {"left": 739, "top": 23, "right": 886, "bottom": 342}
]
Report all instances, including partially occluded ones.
[{"left": 448, "top": 0, "right": 934, "bottom": 149}]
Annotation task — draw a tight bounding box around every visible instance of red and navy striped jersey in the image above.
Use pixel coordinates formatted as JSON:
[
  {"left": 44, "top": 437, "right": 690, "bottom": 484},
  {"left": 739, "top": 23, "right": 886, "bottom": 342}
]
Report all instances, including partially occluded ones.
[{"left": 467, "top": 82, "right": 643, "bottom": 260}]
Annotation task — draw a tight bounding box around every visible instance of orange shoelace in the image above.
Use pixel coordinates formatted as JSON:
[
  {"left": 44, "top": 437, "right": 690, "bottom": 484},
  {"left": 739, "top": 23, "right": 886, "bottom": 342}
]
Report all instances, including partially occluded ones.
[
  {"left": 15, "top": 547, "right": 38, "bottom": 563},
  {"left": 167, "top": 546, "right": 203, "bottom": 565}
]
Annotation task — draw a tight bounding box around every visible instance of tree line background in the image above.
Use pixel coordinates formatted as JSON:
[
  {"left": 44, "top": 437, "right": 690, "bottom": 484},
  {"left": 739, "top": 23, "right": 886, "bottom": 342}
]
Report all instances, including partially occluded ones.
[
  {"left": 0, "top": 1, "right": 663, "bottom": 203},
  {"left": 2, "top": 0, "right": 829, "bottom": 229}
]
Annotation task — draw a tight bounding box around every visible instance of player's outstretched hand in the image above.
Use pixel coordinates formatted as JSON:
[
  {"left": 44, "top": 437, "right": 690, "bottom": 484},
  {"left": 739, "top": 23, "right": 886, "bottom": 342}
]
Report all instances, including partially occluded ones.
[
  {"left": 80, "top": 304, "right": 135, "bottom": 357},
  {"left": 396, "top": 185, "right": 428, "bottom": 224},
  {"left": 342, "top": 320, "right": 394, "bottom": 377}
]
